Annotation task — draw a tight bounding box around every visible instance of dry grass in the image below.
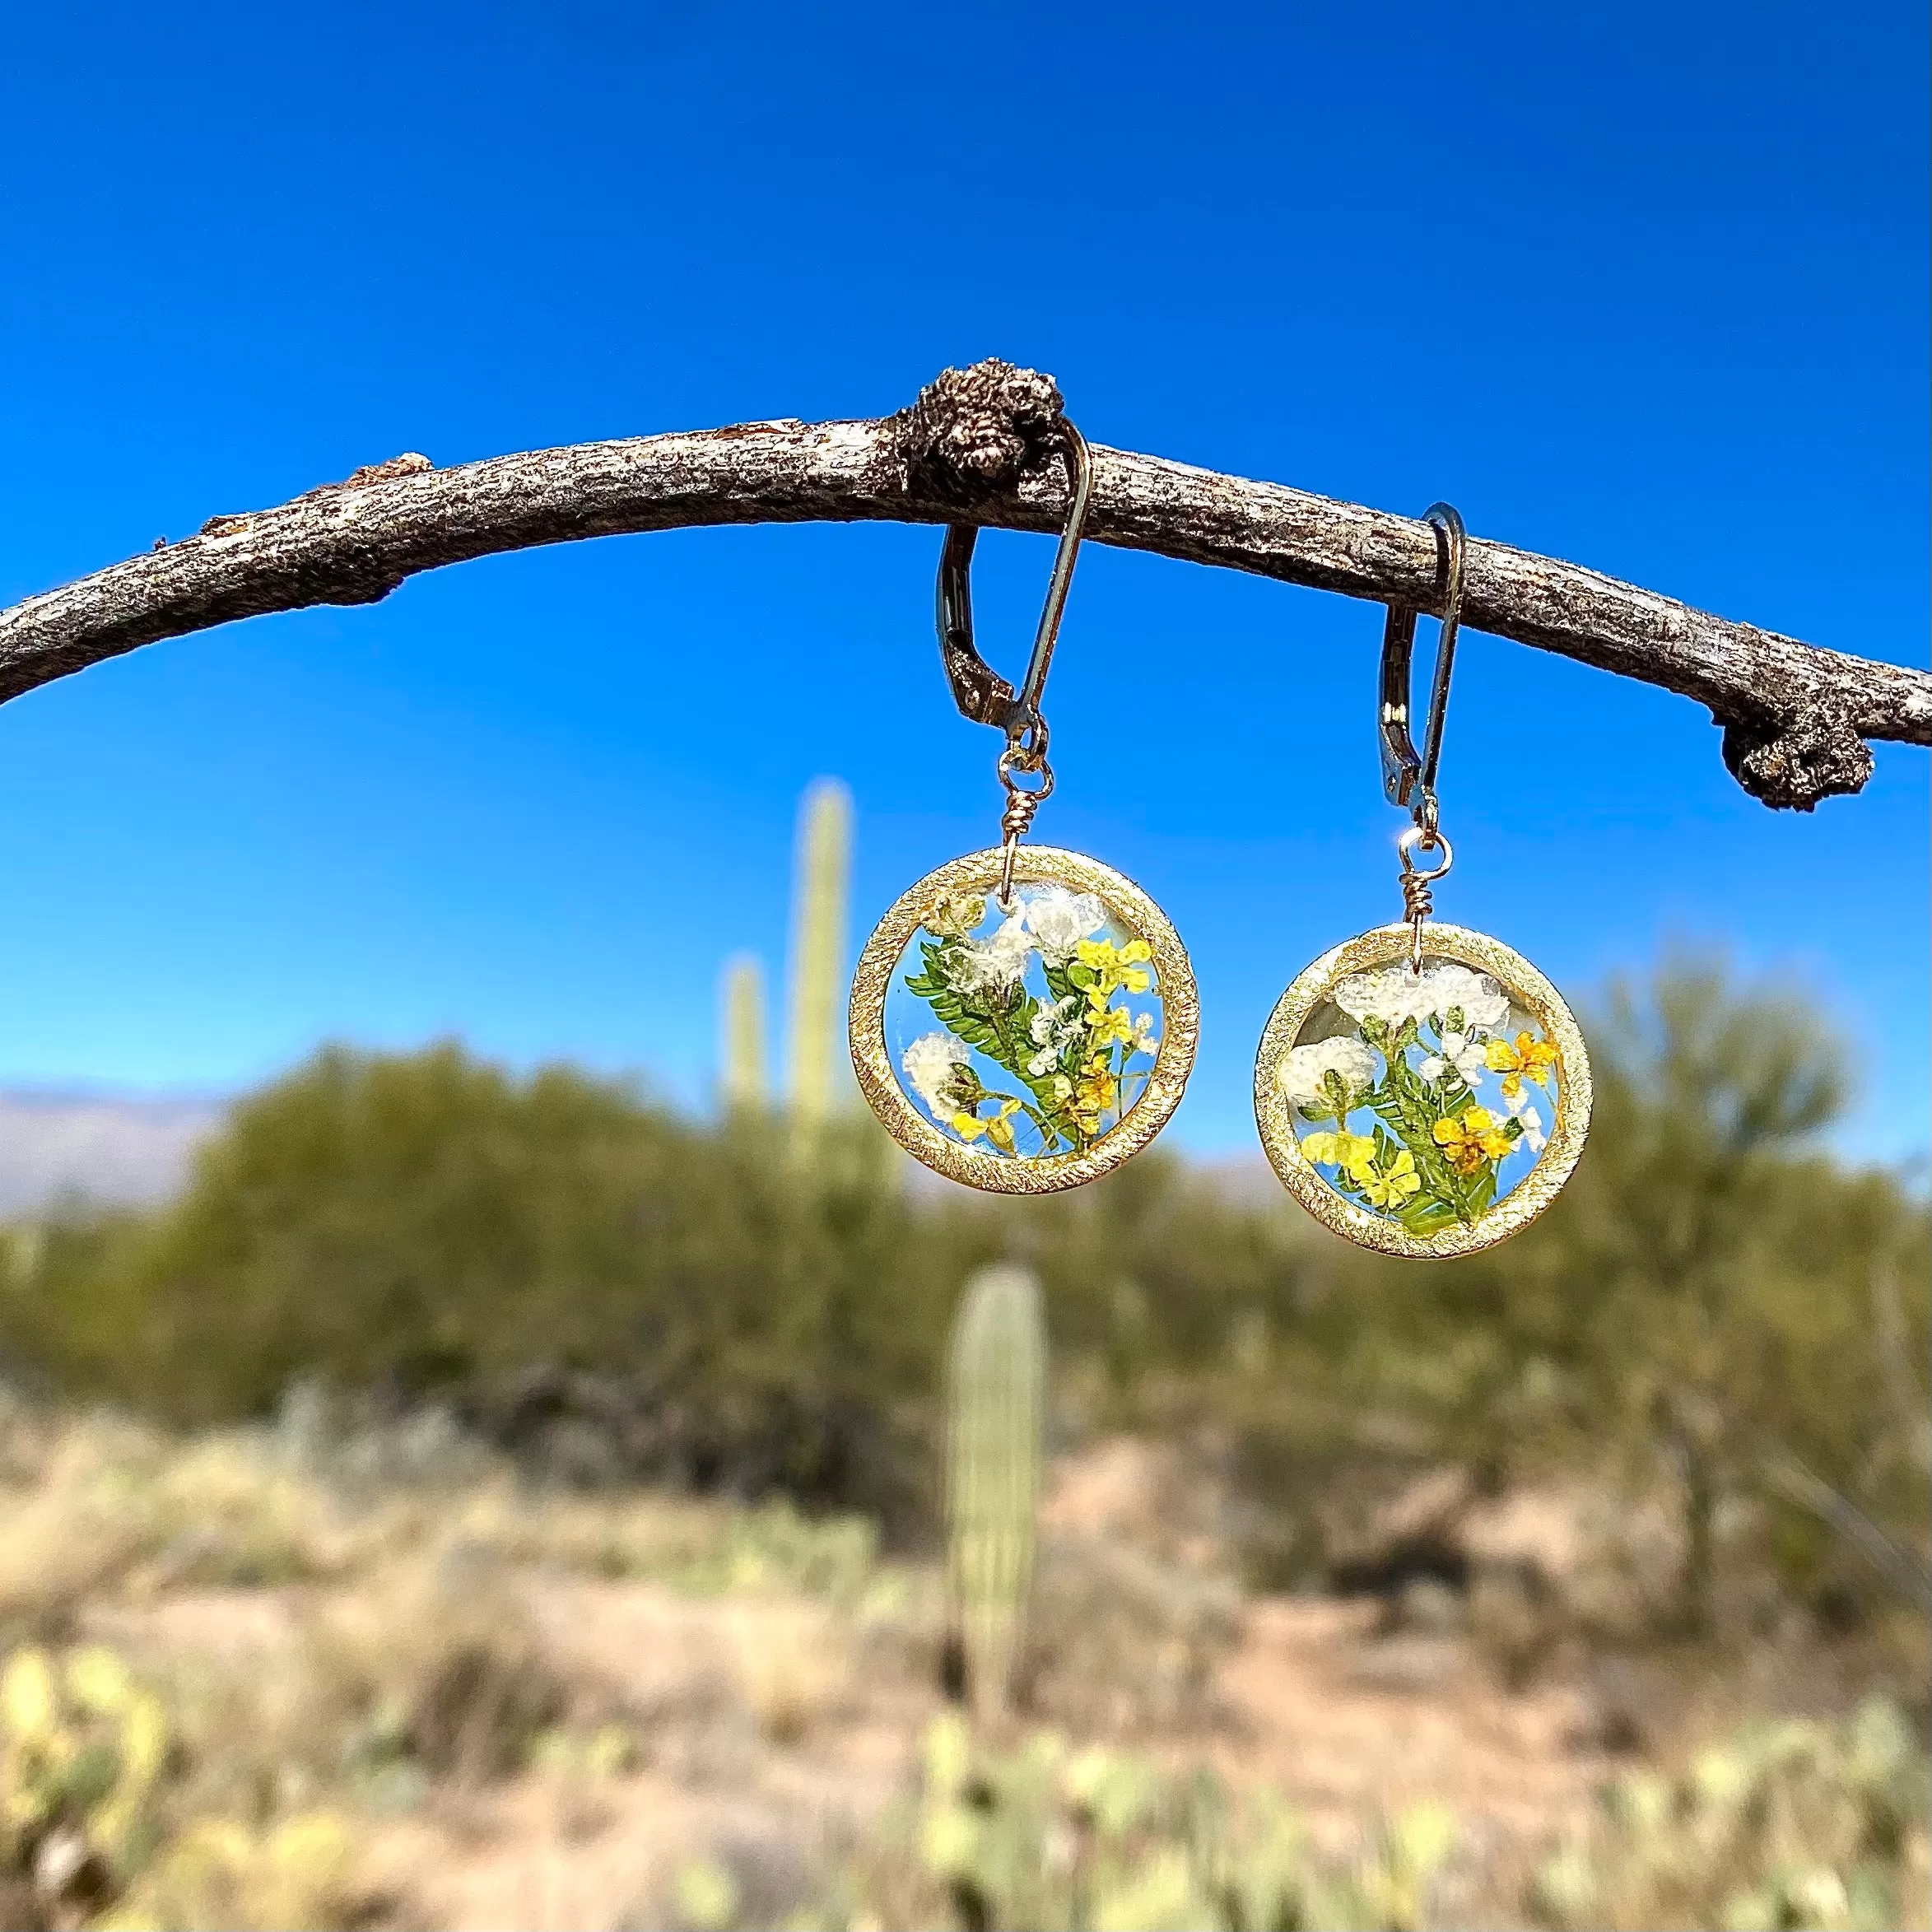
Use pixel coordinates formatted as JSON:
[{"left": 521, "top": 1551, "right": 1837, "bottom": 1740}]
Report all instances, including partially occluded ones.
[
  {"left": 0, "top": 1404, "right": 1921, "bottom": 1930},
  {"left": 724, "top": 1602, "right": 853, "bottom": 1745}
]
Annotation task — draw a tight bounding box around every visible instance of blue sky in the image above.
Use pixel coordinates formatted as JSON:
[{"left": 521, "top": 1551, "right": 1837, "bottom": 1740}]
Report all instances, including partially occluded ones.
[{"left": 0, "top": 2, "right": 1925, "bottom": 1166}]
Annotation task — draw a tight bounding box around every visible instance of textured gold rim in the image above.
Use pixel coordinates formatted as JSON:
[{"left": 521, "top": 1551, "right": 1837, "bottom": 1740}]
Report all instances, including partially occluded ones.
[
  {"left": 1253, "top": 922, "right": 1592, "bottom": 1259},
  {"left": 849, "top": 845, "right": 1199, "bottom": 1194}
]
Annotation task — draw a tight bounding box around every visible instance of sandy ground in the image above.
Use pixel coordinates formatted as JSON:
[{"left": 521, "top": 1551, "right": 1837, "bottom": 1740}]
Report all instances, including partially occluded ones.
[
  {"left": 338, "top": 1591, "right": 1612, "bottom": 1930},
  {"left": 74, "top": 1439, "right": 1627, "bottom": 1929}
]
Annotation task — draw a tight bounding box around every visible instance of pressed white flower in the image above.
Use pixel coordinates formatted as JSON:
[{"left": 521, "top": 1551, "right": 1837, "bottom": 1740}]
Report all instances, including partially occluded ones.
[
  {"left": 1129, "top": 1011, "right": 1160, "bottom": 1058},
  {"left": 952, "top": 915, "right": 1035, "bottom": 996},
  {"left": 1025, "top": 995, "right": 1084, "bottom": 1076},
  {"left": 1028, "top": 994, "right": 1080, "bottom": 1047},
  {"left": 902, "top": 1032, "right": 971, "bottom": 1112},
  {"left": 1333, "top": 961, "right": 1509, "bottom": 1034},
  {"left": 1333, "top": 965, "right": 1436, "bottom": 1031},
  {"left": 1021, "top": 887, "right": 1109, "bottom": 966},
  {"left": 1422, "top": 962, "right": 1511, "bottom": 1032},
  {"left": 1276, "top": 1036, "right": 1380, "bottom": 1115},
  {"left": 1501, "top": 1085, "right": 1548, "bottom": 1152},
  {"left": 1418, "top": 1028, "right": 1487, "bottom": 1088}
]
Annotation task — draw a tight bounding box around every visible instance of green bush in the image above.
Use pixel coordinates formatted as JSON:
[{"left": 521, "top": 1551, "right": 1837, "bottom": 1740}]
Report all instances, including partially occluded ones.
[
  {"left": 1165, "top": 961, "right": 1930, "bottom": 1636},
  {"left": 0, "top": 1045, "right": 972, "bottom": 1522},
  {"left": 1, "top": 959, "right": 1925, "bottom": 1638}
]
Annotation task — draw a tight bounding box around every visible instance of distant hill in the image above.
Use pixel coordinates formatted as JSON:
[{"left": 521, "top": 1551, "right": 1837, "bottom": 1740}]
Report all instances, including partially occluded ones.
[{"left": 0, "top": 1089, "right": 222, "bottom": 1213}]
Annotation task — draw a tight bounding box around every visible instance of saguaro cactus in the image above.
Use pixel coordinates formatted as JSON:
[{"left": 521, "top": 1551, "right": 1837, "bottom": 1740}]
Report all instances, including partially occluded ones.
[
  {"left": 783, "top": 777, "right": 852, "bottom": 1124},
  {"left": 945, "top": 1263, "right": 1046, "bottom": 1719},
  {"left": 719, "top": 953, "right": 768, "bottom": 1112}
]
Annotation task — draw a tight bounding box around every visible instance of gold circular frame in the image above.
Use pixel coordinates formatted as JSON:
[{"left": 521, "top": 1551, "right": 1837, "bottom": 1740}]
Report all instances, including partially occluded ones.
[
  {"left": 849, "top": 845, "right": 1199, "bottom": 1194},
  {"left": 1253, "top": 922, "right": 1591, "bottom": 1259}
]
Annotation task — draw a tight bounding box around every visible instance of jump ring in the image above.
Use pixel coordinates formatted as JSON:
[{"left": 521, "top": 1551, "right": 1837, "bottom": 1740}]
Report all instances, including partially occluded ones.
[
  {"left": 997, "top": 747, "right": 1056, "bottom": 801},
  {"left": 1397, "top": 824, "right": 1454, "bottom": 882}
]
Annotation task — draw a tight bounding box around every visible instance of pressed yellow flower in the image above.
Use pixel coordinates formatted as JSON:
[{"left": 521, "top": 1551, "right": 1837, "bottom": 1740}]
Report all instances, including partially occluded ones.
[
  {"left": 1432, "top": 1105, "right": 1514, "bottom": 1175},
  {"left": 953, "top": 1096, "right": 1024, "bottom": 1152},
  {"left": 1484, "top": 1030, "right": 1558, "bottom": 1101},
  {"left": 1074, "top": 936, "right": 1156, "bottom": 1008},
  {"left": 1072, "top": 1060, "right": 1120, "bottom": 1130},
  {"left": 1302, "top": 1129, "right": 1377, "bottom": 1180},
  {"left": 1360, "top": 1148, "right": 1421, "bottom": 1208}
]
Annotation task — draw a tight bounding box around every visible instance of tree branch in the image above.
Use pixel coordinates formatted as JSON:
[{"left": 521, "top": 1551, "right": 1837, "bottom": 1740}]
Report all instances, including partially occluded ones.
[
  {"left": 1760, "top": 1451, "right": 1932, "bottom": 1616},
  {"left": 1, "top": 360, "right": 1924, "bottom": 808}
]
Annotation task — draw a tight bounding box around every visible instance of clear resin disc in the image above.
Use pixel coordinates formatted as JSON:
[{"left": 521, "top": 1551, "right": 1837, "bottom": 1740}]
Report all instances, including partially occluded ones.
[
  {"left": 850, "top": 846, "right": 1198, "bottom": 1193},
  {"left": 1254, "top": 923, "right": 1590, "bottom": 1258}
]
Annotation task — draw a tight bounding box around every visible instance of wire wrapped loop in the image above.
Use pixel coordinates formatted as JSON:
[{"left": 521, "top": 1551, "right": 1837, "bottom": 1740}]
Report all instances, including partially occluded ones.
[
  {"left": 995, "top": 751, "right": 1055, "bottom": 908},
  {"left": 1396, "top": 826, "right": 1454, "bottom": 974}
]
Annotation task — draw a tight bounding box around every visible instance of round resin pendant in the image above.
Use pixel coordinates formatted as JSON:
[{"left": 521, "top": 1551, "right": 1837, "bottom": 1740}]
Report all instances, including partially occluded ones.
[
  {"left": 850, "top": 846, "right": 1198, "bottom": 1193},
  {"left": 1254, "top": 923, "right": 1590, "bottom": 1258}
]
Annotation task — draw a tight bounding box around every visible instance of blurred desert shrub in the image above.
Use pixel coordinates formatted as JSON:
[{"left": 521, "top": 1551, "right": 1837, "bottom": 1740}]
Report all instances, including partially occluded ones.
[
  {"left": 0, "top": 961, "right": 1925, "bottom": 1636},
  {"left": 797, "top": 1709, "right": 1460, "bottom": 1932},
  {"left": 0, "top": 1040, "right": 1308, "bottom": 1529},
  {"left": 1202, "top": 961, "right": 1930, "bottom": 1642},
  {"left": 780, "top": 1699, "right": 1929, "bottom": 1932},
  {"left": 0, "top": 1399, "right": 904, "bottom": 1651},
  {"left": 1530, "top": 1695, "right": 1930, "bottom": 1932},
  {"left": 0, "top": 1045, "right": 972, "bottom": 1523},
  {"left": 316, "top": 1545, "right": 568, "bottom": 1785},
  {"left": 1022, "top": 1536, "right": 1241, "bottom": 1735},
  {"left": 1416, "top": 965, "right": 1931, "bottom": 1630},
  {"left": 0, "top": 1413, "right": 339, "bottom": 1635}
]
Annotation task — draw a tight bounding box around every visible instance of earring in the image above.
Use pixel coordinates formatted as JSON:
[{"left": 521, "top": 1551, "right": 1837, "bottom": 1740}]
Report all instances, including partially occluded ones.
[
  {"left": 849, "top": 424, "right": 1199, "bottom": 1193},
  {"left": 1254, "top": 505, "right": 1591, "bottom": 1257}
]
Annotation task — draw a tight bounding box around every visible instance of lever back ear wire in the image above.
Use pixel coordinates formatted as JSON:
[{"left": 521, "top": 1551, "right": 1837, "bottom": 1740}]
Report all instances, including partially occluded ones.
[
  {"left": 933, "top": 424, "right": 1094, "bottom": 907},
  {"left": 1255, "top": 495, "right": 1591, "bottom": 1259},
  {"left": 852, "top": 416, "right": 1195, "bottom": 1195},
  {"left": 1378, "top": 501, "right": 1466, "bottom": 826},
  {"left": 1378, "top": 502, "right": 1465, "bottom": 971}
]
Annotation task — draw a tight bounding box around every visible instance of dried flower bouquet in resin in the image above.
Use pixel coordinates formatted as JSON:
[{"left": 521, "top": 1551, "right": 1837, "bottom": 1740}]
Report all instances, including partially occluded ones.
[
  {"left": 850, "top": 848, "right": 1197, "bottom": 1194},
  {"left": 1255, "top": 924, "right": 1590, "bottom": 1258}
]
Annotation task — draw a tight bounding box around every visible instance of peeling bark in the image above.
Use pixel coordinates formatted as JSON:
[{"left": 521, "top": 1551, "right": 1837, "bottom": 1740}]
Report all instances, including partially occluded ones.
[{"left": 0, "top": 360, "right": 1923, "bottom": 808}]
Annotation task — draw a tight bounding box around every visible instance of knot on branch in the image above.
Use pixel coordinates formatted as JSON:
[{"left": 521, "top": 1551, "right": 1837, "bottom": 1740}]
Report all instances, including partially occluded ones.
[
  {"left": 896, "top": 360, "right": 1068, "bottom": 505},
  {"left": 1720, "top": 697, "right": 1874, "bottom": 811},
  {"left": 338, "top": 452, "right": 435, "bottom": 489}
]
